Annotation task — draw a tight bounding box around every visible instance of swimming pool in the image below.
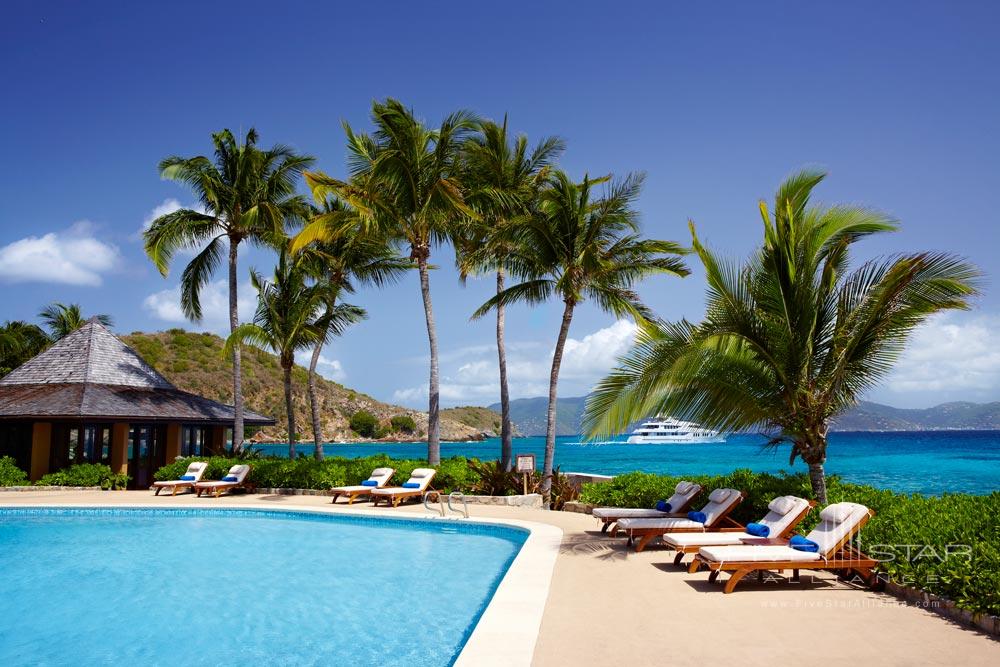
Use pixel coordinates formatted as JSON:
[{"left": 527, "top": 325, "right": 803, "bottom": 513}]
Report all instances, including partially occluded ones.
[{"left": 0, "top": 508, "right": 528, "bottom": 666}]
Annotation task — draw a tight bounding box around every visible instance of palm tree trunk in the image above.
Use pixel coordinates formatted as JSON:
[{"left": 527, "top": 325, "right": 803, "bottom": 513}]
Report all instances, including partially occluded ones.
[
  {"left": 228, "top": 239, "right": 244, "bottom": 453},
  {"left": 496, "top": 269, "right": 513, "bottom": 472},
  {"left": 417, "top": 254, "right": 441, "bottom": 465},
  {"left": 542, "top": 301, "right": 575, "bottom": 501},
  {"left": 307, "top": 323, "right": 329, "bottom": 460},
  {"left": 283, "top": 363, "right": 296, "bottom": 459},
  {"left": 807, "top": 462, "right": 827, "bottom": 505}
]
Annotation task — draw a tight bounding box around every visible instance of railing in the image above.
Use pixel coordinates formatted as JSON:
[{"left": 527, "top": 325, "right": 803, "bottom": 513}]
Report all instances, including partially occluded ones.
[
  {"left": 447, "top": 491, "right": 470, "bottom": 518},
  {"left": 422, "top": 490, "right": 470, "bottom": 518}
]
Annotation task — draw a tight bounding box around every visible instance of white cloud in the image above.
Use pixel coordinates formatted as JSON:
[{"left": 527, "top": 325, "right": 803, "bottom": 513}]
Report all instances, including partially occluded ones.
[
  {"left": 142, "top": 279, "right": 256, "bottom": 333},
  {"left": 140, "top": 198, "right": 212, "bottom": 233},
  {"left": 294, "top": 350, "right": 348, "bottom": 382},
  {"left": 881, "top": 314, "right": 1000, "bottom": 396},
  {"left": 391, "top": 319, "right": 638, "bottom": 407},
  {"left": 0, "top": 222, "right": 120, "bottom": 286}
]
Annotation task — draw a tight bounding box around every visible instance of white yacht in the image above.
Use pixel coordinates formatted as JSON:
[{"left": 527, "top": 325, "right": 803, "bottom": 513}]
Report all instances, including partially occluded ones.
[{"left": 626, "top": 417, "right": 725, "bottom": 444}]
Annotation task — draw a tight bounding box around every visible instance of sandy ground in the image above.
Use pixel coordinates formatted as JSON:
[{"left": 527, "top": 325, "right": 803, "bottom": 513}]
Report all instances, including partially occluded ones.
[{"left": 2, "top": 490, "right": 997, "bottom": 666}]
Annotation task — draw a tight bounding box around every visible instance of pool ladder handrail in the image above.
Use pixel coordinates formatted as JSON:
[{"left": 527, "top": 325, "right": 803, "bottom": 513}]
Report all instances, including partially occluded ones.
[
  {"left": 447, "top": 491, "right": 470, "bottom": 519},
  {"left": 422, "top": 490, "right": 470, "bottom": 518},
  {"left": 423, "top": 490, "right": 445, "bottom": 516}
]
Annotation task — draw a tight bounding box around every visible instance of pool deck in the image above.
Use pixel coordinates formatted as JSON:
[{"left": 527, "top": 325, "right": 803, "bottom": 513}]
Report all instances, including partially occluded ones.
[{"left": 3, "top": 490, "right": 997, "bottom": 666}]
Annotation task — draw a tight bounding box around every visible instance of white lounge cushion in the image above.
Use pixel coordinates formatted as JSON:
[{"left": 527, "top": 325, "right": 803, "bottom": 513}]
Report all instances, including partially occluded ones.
[
  {"left": 698, "top": 545, "right": 822, "bottom": 562},
  {"left": 757, "top": 496, "right": 811, "bottom": 537},
  {"left": 618, "top": 517, "right": 706, "bottom": 531},
  {"left": 592, "top": 507, "right": 673, "bottom": 520},
  {"left": 153, "top": 462, "right": 207, "bottom": 486},
  {"left": 663, "top": 532, "right": 750, "bottom": 548},
  {"left": 806, "top": 503, "right": 871, "bottom": 555},
  {"left": 331, "top": 485, "right": 375, "bottom": 493},
  {"left": 708, "top": 488, "right": 735, "bottom": 503},
  {"left": 372, "top": 469, "right": 436, "bottom": 495},
  {"left": 696, "top": 488, "right": 742, "bottom": 526}
]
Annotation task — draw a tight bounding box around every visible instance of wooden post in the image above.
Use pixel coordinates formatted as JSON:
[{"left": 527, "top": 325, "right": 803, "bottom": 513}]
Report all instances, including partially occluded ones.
[
  {"left": 29, "top": 422, "right": 52, "bottom": 481},
  {"left": 210, "top": 425, "right": 227, "bottom": 455},
  {"left": 110, "top": 423, "right": 130, "bottom": 475},
  {"left": 165, "top": 423, "right": 182, "bottom": 461}
]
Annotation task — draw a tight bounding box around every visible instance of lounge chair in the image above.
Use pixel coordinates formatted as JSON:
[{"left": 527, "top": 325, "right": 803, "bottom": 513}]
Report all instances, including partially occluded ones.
[
  {"left": 662, "top": 495, "right": 815, "bottom": 565},
  {"left": 151, "top": 461, "right": 208, "bottom": 496},
  {"left": 194, "top": 464, "right": 251, "bottom": 498},
  {"left": 371, "top": 468, "right": 436, "bottom": 507},
  {"left": 592, "top": 481, "right": 703, "bottom": 533},
  {"left": 615, "top": 488, "right": 746, "bottom": 552},
  {"left": 688, "top": 501, "right": 878, "bottom": 593},
  {"left": 329, "top": 467, "right": 396, "bottom": 505}
]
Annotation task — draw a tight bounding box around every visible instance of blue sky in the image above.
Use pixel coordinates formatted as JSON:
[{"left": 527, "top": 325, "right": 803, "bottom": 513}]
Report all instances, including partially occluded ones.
[{"left": 1, "top": 1, "right": 998, "bottom": 409}]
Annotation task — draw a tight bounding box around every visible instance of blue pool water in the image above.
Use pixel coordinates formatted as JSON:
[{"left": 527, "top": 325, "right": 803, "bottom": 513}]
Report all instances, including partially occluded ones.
[
  {"left": 253, "top": 431, "right": 1000, "bottom": 496},
  {"left": 0, "top": 508, "right": 526, "bottom": 666}
]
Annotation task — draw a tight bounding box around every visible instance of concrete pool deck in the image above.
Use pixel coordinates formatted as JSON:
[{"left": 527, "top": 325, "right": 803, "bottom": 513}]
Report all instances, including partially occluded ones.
[{"left": 3, "top": 490, "right": 997, "bottom": 666}]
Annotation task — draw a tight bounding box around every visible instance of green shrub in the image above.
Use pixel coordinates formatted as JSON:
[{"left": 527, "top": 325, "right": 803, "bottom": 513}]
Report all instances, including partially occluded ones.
[
  {"left": 0, "top": 456, "right": 28, "bottom": 486},
  {"left": 36, "top": 463, "right": 129, "bottom": 490},
  {"left": 580, "top": 470, "right": 1000, "bottom": 616},
  {"left": 390, "top": 415, "right": 417, "bottom": 433},
  {"left": 349, "top": 410, "right": 379, "bottom": 438}
]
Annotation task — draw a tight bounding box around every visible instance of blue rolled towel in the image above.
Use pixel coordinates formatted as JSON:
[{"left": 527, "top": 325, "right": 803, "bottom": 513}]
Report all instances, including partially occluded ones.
[
  {"left": 789, "top": 535, "right": 820, "bottom": 552},
  {"left": 655, "top": 500, "right": 672, "bottom": 512},
  {"left": 179, "top": 475, "right": 196, "bottom": 481},
  {"left": 745, "top": 522, "right": 770, "bottom": 537},
  {"left": 401, "top": 482, "right": 421, "bottom": 489},
  {"left": 360, "top": 480, "right": 378, "bottom": 487},
  {"left": 687, "top": 511, "right": 708, "bottom": 524},
  {"left": 222, "top": 475, "right": 238, "bottom": 482}
]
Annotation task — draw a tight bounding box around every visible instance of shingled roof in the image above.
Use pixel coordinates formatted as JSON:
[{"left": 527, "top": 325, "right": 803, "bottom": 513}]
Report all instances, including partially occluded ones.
[{"left": 0, "top": 319, "right": 273, "bottom": 424}]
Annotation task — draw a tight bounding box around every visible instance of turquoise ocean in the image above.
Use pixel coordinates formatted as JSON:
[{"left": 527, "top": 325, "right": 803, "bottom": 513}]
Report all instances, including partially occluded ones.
[{"left": 252, "top": 431, "right": 1000, "bottom": 496}]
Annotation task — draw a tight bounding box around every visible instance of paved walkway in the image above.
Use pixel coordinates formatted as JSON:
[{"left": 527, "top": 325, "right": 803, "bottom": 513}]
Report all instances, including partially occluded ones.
[{"left": 3, "top": 490, "right": 997, "bottom": 665}]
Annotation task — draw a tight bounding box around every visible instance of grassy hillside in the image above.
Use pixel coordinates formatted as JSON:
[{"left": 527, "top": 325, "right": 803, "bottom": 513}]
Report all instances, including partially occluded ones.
[
  {"left": 123, "top": 329, "right": 488, "bottom": 443},
  {"left": 440, "top": 405, "right": 517, "bottom": 437},
  {"left": 490, "top": 396, "right": 588, "bottom": 436}
]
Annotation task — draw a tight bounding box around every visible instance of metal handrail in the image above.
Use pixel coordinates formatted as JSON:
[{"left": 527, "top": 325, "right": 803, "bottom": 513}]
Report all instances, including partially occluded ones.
[
  {"left": 447, "top": 491, "right": 470, "bottom": 519},
  {"left": 423, "top": 490, "right": 444, "bottom": 516}
]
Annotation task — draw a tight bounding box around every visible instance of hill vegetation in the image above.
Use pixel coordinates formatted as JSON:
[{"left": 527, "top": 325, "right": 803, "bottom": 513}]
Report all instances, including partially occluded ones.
[{"left": 123, "top": 329, "right": 495, "bottom": 443}]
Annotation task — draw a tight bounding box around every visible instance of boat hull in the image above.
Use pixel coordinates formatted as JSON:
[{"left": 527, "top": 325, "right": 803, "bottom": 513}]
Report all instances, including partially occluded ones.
[{"left": 625, "top": 434, "right": 727, "bottom": 444}]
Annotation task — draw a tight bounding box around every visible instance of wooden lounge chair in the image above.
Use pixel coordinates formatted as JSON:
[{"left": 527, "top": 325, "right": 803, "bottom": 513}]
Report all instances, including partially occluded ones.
[
  {"left": 688, "top": 501, "right": 879, "bottom": 593},
  {"left": 329, "top": 467, "right": 395, "bottom": 504},
  {"left": 592, "top": 481, "right": 703, "bottom": 534},
  {"left": 615, "top": 488, "right": 746, "bottom": 552},
  {"left": 662, "top": 496, "right": 816, "bottom": 565},
  {"left": 152, "top": 461, "right": 208, "bottom": 496},
  {"left": 194, "top": 464, "right": 251, "bottom": 498},
  {"left": 371, "top": 468, "right": 436, "bottom": 507}
]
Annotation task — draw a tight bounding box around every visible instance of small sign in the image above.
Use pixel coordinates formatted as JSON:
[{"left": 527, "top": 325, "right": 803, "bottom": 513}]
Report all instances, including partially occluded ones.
[{"left": 515, "top": 453, "right": 536, "bottom": 473}]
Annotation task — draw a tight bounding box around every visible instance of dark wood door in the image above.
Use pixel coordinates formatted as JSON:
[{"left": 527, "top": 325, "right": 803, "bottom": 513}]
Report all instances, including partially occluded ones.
[{"left": 127, "top": 425, "right": 166, "bottom": 489}]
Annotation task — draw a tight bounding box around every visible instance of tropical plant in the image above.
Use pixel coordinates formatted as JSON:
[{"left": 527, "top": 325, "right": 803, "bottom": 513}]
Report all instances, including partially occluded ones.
[
  {"left": 300, "top": 99, "right": 478, "bottom": 465},
  {"left": 474, "top": 170, "right": 689, "bottom": 497},
  {"left": 38, "top": 303, "right": 113, "bottom": 340},
  {"left": 390, "top": 415, "right": 417, "bottom": 433},
  {"left": 0, "top": 320, "right": 49, "bottom": 376},
  {"left": 456, "top": 117, "right": 564, "bottom": 471},
  {"left": 144, "top": 128, "right": 314, "bottom": 451},
  {"left": 295, "top": 197, "right": 409, "bottom": 458},
  {"left": 584, "top": 171, "right": 980, "bottom": 503},
  {"left": 0, "top": 456, "right": 29, "bottom": 486},
  {"left": 224, "top": 247, "right": 364, "bottom": 458}
]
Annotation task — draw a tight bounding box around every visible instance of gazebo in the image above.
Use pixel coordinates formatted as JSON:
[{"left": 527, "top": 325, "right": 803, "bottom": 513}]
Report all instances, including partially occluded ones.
[{"left": 0, "top": 319, "right": 274, "bottom": 488}]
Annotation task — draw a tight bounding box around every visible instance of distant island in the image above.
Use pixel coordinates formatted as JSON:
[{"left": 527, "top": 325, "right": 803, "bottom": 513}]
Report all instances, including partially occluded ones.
[{"left": 489, "top": 396, "right": 1000, "bottom": 436}]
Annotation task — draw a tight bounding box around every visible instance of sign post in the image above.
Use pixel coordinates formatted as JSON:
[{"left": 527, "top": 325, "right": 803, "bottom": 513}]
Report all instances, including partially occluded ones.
[{"left": 515, "top": 453, "right": 536, "bottom": 495}]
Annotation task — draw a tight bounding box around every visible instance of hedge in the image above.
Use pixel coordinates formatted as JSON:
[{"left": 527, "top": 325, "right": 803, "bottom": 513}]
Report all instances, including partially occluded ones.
[
  {"left": 0, "top": 456, "right": 28, "bottom": 486},
  {"left": 580, "top": 470, "right": 1000, "bottom": 616},
  {"left": 35, "top": 463, "right": 129, "bottom": 490},
  {"left": 154, "top": 455, "right": 479, "bottom": 494}
]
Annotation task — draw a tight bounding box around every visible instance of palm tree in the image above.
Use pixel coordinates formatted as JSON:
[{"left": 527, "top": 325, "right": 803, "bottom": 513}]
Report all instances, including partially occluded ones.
[
  {"left": 473, "top": 171, "right": 689, "bottom": 497},
  {"left": 225, "top": 247, "right": 365, "bottom": 458},
  {"left": 584, "top": 170, "right": 980, "bottom": 503},
  {"left": 301, "top": 99, "right": 477, "bottom": 464},
  {"left": 295, "top": 199, "right": 410, "bottom": 458},
  {"left": 0, "top": 321, "right": 49, "bottom": 376},
  {"left": 144, "top": 128, "right": 314, "bottom": 452},
  {"left": 38, "top": 303, "right": 113, "bottom": 340},
  {"left": 456, "top": 117, "right": 565, "bottom": 471}
]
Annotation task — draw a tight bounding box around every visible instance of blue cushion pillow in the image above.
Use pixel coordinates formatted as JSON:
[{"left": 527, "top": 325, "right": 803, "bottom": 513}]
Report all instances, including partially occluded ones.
[
  {"left": 402, "top": 482, "right": 421, "bottom": 489},
  {"left": 655, "top": 500, "right": 672, "bottom": 512},
  {"left": 745, "top": 522, "right": 770, "bottom": 537},
  {"left": 687, "top": 511, "right": 708, "bottom": 524},
  {"left": 360, "top": 480, "right": 378, "bottom": 487},
  {"left": 179, "top": 475, "right": 196, "bottom": 481},
  {"left": 789, "top": 535, "right": 820, "bottom": 552},
  {"left": 222, "top": 475, "right": 238, "bottom": 482}
]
